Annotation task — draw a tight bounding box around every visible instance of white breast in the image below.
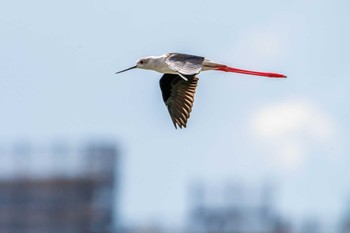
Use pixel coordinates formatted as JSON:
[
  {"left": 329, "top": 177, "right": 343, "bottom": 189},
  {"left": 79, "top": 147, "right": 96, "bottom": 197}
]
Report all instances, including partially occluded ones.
[{"left": 151, "top": 56, "right": 177, "bottom": 74}]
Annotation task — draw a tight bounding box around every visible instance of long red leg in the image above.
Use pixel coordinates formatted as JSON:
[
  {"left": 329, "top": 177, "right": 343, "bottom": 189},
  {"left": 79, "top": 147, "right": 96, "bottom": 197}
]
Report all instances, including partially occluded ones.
[{"left": 216, "top": 65, "right": 287, "bottom": 78}]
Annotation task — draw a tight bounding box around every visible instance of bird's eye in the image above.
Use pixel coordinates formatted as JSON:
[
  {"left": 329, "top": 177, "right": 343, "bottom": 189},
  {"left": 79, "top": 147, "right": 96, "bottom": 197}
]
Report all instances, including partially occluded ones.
[{"left": 139, "top": 60, "right": 144, "bottom": 64}]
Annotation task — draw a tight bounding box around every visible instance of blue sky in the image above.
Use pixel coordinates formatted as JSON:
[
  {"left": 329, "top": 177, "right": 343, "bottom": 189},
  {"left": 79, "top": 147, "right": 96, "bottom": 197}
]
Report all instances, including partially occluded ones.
[{"left": 0, "top": 0, "right": 349, "bottom": 228}]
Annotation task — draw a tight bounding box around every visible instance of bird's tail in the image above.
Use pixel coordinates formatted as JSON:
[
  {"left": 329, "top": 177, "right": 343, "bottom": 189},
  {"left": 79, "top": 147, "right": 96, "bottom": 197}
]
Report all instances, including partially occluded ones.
[{"left": 216, "top": 65, "right": 287, "bottom": 78}]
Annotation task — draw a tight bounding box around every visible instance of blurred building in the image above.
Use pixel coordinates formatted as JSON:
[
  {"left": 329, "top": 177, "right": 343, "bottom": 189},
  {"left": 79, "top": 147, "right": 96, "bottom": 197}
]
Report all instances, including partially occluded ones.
[
  {"left": 299, "top": 219, "right": 321, "bottom": 233},
  {"left": 0, "top": 141, "right": 118, "bottom": 233},
  {"left": 342, "top": 218, "right": 350, "bottom": 233},
  {"left": 188, "top": 183, "right": 292, "bottom": 233},
  {"left": 341, "top": 204, "right": 350, "bottom": 233}
]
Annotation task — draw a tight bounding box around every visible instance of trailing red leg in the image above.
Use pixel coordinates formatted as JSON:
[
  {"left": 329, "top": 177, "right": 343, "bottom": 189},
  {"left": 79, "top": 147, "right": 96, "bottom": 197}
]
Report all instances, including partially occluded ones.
[{"left": 216, "top": 65, "right": 287, "bottom": 78}]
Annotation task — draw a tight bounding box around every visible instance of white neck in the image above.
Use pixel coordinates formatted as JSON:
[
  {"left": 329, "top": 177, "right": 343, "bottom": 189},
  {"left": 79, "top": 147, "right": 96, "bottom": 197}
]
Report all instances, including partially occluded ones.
[{"left": 143, "top": 55, "right": 176, "bottom": 74}]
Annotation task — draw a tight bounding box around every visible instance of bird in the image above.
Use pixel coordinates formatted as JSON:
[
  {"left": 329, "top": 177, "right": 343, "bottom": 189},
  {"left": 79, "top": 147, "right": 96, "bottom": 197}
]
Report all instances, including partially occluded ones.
[{"left": 116, "top": 53, "right": 286, "bottom": 129}]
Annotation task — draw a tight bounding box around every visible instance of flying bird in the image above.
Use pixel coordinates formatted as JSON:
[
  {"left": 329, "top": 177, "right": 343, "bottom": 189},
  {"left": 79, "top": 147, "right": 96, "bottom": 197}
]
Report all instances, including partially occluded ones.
[{"left": 116, "top": 53, "right": 286, "bottom": 129}]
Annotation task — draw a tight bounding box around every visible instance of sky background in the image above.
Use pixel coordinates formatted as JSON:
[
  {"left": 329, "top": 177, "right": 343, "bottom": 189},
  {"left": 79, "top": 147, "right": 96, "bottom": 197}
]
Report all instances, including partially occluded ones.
[{"left": 0, "top": 0, "right": 349, "bottom": 229}]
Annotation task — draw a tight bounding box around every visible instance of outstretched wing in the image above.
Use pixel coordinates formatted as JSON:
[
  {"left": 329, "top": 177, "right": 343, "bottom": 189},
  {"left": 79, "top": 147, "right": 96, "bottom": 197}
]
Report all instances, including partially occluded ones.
[
  {"left": 165, "top": 53, "right": 205, "bottom": 76},
  {"left": 159, "top": 74, "right": 199, "bottom": 129}
]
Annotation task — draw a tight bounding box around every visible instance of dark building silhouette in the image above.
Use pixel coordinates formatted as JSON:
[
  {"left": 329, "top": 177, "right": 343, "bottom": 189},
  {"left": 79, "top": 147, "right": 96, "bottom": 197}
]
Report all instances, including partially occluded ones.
[
  {"left": 0, "top": 141, "right": 118, "bottom": 233},
  {"left": 188, "top": 183, "right": 292, "bottom": 233}
]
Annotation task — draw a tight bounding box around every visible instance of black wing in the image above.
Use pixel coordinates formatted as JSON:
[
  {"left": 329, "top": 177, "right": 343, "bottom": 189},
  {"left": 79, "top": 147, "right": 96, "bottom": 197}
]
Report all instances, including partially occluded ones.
[
  {"left": 165, "top": 53, "right": 205, "bottom": 76},
  {"left": 159, "top": 74, "right": 199, "bottom": 129}
]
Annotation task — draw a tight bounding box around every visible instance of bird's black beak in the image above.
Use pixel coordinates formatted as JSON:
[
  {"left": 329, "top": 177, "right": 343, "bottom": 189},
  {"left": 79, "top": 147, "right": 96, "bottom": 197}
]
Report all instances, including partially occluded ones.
[{"left": 115, "top": 65, "right": 137, "bottom": 74}]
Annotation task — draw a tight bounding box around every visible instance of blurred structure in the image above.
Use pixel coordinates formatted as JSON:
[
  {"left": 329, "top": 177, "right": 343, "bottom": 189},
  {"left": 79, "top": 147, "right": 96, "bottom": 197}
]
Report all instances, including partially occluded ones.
[
  {"left": 188, "top": 182, "right": 292, "bottom": 233},
  {"left": 341, "top": 205, "right": 350, "bottom": 233},
  {"left": 299, "top": 219, "right": 321, "bottom": 233},
  {"left": 0, "top": 141, "right": 118, "bottom": 233},
  {"left": 342, "top": 218, "right": 350, "bottom": 233}
]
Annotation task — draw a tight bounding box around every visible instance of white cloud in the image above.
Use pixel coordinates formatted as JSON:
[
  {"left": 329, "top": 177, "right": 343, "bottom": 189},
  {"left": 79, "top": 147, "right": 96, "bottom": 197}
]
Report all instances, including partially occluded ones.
[{"left": 249, "top": 99, "right": 336, "bottom": 171}]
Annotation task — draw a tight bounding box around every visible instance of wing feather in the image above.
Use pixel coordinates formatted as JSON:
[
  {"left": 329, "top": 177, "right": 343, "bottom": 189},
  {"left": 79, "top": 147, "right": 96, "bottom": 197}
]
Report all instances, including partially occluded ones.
[
  {"left": 159, "top": 74, "right": 199, "bottom": 128},
  {"left": 165, "top": 53, "right": 205, "bottom": 76}
]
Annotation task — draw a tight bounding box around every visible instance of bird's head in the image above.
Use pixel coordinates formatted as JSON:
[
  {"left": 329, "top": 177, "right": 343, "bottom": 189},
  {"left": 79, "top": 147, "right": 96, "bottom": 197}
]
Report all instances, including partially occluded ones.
[
  {"left": 115, "top": 57, "right": 154, "bottom": 74},
  {"left": 136, "top": 57, "right": 154, "bottom": 69}
]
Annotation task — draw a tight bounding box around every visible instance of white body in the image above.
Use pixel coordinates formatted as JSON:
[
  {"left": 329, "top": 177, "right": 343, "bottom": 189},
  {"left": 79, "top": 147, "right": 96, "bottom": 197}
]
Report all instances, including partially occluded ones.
[{"left": 136, "top": 54, "right": 221, "bottom": 74}]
